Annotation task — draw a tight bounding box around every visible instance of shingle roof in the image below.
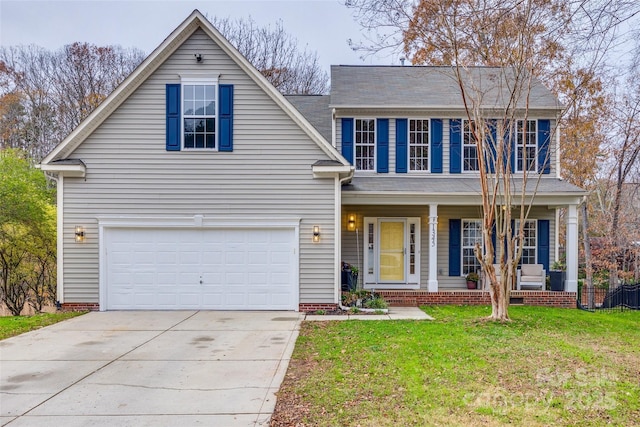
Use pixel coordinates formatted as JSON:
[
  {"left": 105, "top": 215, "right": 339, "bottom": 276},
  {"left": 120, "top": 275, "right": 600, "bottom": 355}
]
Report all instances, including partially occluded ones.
[
  {"left": 343, "top": 176, "right": 584, "bottom": 196},
  {"left": 285, "top": 95, "right": 331, "bottom": 142},
  {"left": 330, "top": 66, "right": 561, "bottom": 110}
]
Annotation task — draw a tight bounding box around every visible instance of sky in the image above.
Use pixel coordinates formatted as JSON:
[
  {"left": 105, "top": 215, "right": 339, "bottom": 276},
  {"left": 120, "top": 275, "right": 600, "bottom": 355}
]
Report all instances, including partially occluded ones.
[{"left": 0, "top": 0, "right": 393, "bottom": 73}]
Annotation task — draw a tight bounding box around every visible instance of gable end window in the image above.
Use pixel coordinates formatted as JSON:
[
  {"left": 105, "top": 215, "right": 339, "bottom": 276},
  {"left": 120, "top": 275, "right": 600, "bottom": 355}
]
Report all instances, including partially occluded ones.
[
  {"left": 409, "top": 119, "right": 430, "bottom": 171},
  {"left": 355, "top": 119, "right": 376, "bottom": 171},
  {"left": 183, "top": 80, "right": 217, "bottom": 150},
  {"left": 166, "top": 81, "right": 233, "bottom": 152}
]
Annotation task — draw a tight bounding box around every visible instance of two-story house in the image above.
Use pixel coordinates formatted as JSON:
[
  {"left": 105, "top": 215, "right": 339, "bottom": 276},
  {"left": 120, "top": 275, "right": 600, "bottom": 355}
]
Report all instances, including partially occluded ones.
[
  {"left": 40, "top": 10, "right": 582, "bottom": 312},
  {"left": 289, "top": 66, "right": 584, "bottom": 307}
]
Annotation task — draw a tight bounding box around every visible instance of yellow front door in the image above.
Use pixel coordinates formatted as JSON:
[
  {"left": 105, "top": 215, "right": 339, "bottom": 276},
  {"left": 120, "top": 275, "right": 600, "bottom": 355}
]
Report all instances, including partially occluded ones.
[{"left": 379, "top": 221, "right": 405, "bottom": 282}]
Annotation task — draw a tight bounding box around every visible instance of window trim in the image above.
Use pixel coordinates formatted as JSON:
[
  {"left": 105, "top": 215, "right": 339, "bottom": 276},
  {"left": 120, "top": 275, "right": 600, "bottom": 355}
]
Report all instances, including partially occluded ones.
[
  {"left": 353, "top": 118, "right": 376, "bottom": 172},
  {"left": 515, "top": 119, "right": 538, "bottom": 173},
  {"left": 408, "top": 118, "right": 431, "bottom": 173},
  {"left": 461, "top": 219, "right": 483, "bottom": 276},
  {"left": 462, "top": 119, "right": 479, "bottom": 173},
  {"left": 181, "top": 77, "right": 219, "bottom": 151}
]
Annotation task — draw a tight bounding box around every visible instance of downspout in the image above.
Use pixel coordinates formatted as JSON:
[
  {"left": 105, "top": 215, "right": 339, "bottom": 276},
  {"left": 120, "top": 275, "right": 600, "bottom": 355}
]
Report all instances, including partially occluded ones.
[
  {"left": 44, "top": 172, "right": 64, "bottom": 306},
  {"left": 331, "top": 108, "right": 336, "bottom": 148}
]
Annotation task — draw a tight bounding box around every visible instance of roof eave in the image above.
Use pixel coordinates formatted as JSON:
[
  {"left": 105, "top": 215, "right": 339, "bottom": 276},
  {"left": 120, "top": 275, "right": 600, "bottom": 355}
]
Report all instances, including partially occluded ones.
[{"left": 39, "top": 163, "right": 86, "bottom": 178}]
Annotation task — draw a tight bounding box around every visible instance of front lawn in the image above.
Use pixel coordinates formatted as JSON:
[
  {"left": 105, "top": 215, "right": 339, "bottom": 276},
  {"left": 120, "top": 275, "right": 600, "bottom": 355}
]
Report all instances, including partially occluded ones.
[
  {"left": 0, "top": 311, "right": 86, "bottom": 340},
  {"left": 272, "top": 306, "right": 640, "bottom": 426}
]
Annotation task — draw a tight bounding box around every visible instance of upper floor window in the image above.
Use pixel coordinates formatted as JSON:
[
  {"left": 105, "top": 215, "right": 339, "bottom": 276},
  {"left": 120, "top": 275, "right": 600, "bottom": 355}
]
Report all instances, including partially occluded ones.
[
  {"left": 462, "top": 219, "right": 483, "bottom": 275},
  {"left": 355, "top": 119, "right": 375, "bottom": 171},
  {"left": 515, "top": 219, "right": 537, "bottom": 264},
  {"left": 516, "top": 120, "right": 537, "bottom": 172},
  {"left": 409, "top": 119, "right": 430, "bottom": 171},
  {"left": 183, "top": 81, "right": 216, "bottom": 149},
  {"left": 463, "top": 120, "right": 479, "bottom": 171}
]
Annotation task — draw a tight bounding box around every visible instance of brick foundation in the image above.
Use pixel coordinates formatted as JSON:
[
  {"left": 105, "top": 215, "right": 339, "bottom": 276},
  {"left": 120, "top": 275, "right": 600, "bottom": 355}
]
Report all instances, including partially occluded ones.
[
  {"left": 60, "top": 303, "right": 100, "bottom": 312},
  {"left": 298, "top": 303, "right": 339, "bottom": 312},
  {"left": 377, "top": 290, "right": 577, "bottom": 308}
]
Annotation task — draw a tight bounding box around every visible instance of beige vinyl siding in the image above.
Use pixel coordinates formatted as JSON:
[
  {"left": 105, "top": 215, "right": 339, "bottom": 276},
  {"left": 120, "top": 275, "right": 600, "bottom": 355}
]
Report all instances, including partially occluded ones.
[
  {"left": 336, "top": 115, "right": 557, "bottom": 176},
  {"left": 62, "top": 28, "right": 337, "bottom": 304},
  {"left": 341, "top": 205, "right": 555, "bottom": 290}
]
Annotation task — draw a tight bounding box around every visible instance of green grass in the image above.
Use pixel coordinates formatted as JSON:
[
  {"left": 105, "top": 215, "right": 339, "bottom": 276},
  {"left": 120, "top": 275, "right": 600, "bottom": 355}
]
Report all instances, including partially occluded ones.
[
  {"left": 0, "top": 311, "right": 86, "bottom": 340},
  {"left": 277, "top": 306, "right": 640, "bottom": 426}
]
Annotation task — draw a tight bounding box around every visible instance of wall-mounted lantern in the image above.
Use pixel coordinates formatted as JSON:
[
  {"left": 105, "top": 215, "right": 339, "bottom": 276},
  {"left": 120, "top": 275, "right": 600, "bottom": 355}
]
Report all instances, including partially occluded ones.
[
  {"left": 75, "top": 226, "right": 85, "bottom": 243},
  {"left": 312, "top": 225, "right": 320, "bottom": 243},
  {"left": 347, "top": 214, "right": 356, "bottom": 232}
]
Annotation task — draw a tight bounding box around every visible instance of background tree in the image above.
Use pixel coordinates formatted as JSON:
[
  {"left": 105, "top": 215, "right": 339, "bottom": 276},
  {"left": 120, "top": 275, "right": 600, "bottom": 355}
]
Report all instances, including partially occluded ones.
[
  {"left": 0, "top": 149, "right": 56, "bottom": 315},
  {"left": 211, "top": 16, "right": 329, "bottom": 94},
  {"left": 0, "top": 43, "right": 144, "bottom": 161}
]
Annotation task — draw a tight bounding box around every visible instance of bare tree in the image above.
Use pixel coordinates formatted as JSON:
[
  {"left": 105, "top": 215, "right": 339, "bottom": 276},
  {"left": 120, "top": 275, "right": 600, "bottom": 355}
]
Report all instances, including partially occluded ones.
[
  {"left": 210, "top": 16, "right": 329, "bottom": 95},
  {"left": 0, "top": 43, "right": 144, "bottom": 160}
]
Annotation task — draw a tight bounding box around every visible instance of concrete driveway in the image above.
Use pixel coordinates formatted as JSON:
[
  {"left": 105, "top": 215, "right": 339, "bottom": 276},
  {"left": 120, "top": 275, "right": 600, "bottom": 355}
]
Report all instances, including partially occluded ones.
[{"left": 0, "top": 311, "right": 303, "bottom": 426}]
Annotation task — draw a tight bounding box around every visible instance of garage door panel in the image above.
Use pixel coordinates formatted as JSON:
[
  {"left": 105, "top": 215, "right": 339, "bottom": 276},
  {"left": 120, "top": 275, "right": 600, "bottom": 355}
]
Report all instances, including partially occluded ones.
[{"left": 105, "top": 227, "right": 297, "bottom": 310}]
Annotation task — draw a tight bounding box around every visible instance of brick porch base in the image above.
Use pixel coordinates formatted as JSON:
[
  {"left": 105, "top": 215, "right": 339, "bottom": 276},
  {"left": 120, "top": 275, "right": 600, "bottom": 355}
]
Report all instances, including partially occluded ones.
[{"left": 377, "top": 290, "right": 577, "bottom": 308}]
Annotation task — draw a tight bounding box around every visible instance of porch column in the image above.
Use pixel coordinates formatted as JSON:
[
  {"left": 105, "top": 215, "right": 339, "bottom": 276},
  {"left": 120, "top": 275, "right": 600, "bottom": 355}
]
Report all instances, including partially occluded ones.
[
  {"left": 566, "top": 204, "right": 578, "bottom": 292},
  {"left": 428, "top": 204, "right": 438, "bottom": 292}
]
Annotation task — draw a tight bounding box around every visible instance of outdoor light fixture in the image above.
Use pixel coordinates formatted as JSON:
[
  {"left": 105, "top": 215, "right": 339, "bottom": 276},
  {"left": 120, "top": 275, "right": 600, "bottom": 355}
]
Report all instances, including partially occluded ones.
[
  {"left": 312, "top": 225, "right": 320, "bottom": 243},
  {"left": 75, "top": 226, "right": 85, "bottom": 243},
  {"left": 194, "top": 53, "right": 202, "bottom": 62},
  {"left": 347, "top": 214, "right": 356, "bottom": 232}
]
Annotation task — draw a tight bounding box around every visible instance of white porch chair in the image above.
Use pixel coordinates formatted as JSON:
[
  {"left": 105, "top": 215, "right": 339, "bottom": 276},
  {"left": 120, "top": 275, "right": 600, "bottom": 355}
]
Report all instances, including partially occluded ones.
[{"left": 517, "top": 264, "right": 546, "bottom": 290}]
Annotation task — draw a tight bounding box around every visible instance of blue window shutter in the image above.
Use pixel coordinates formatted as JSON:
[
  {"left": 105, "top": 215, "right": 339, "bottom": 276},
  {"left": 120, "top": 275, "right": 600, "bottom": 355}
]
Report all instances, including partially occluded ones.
[
  {"left": 431, "top": 119, "right": 443, "bottom": 173},
  {"left": 377, "top": 118, "right": 389, "bottom": 173},
  {"left": 342, "top": 118, "right": 354, "bottom": 164},
  {"left": 538, "top": 119, "right": 551, "bottom": 174},
  {"left": 538, "top": 219, "right": 550, "bottom": 273},
  {"left": 166, "top": 84, "right": 181, "bottom": 151},
  {"left": 219, "top": 84, "right": 234, "bottom": 152},
  {"left": 449, "top": 219, "right": 461, "bottom": 276},
  {"left": 449, "top": 119, "right": 461, "bottom": 173},
  {"left": 395, "top": 119, "right": 408, "bottom": 173}
]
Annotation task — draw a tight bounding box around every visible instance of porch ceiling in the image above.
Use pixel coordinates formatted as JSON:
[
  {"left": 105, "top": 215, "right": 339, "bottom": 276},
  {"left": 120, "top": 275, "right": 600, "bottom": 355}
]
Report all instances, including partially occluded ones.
[{"left": 342, "top": 176, "right": 584, "bottom": 206}]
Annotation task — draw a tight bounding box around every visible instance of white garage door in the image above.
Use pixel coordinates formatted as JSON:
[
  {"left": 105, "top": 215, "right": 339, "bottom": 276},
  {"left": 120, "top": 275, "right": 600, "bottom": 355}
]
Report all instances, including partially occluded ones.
[{"left": 104, "top": 227, "right": 297, "bottom": 310}]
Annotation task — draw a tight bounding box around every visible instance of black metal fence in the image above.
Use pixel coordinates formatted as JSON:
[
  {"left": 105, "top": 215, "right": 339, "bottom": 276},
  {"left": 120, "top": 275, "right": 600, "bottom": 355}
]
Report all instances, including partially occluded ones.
[{"left": 578, "top": 284, "right": 640, "bottom": 311}]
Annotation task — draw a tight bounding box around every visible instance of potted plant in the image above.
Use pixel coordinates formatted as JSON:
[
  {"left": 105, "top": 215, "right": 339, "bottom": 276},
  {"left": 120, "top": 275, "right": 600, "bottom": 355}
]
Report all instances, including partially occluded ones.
[
  {"left": 549, "top": 260, "right": 566, "bottom": 292},
  {"left": 466, "top": 272, "right": 479, "bottom": 289}
]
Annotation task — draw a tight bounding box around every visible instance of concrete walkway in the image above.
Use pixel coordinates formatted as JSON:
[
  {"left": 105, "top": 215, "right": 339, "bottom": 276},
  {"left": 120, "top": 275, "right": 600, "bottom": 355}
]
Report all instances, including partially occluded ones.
[{"left": 0, "top": 311, "right": 303, "bottom": 427}]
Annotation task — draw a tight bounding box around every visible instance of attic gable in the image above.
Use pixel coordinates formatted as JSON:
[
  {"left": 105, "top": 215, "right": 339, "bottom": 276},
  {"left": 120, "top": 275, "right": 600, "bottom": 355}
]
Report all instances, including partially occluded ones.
[{"left": 41, "top": 10, "right": 348, "bottom": 168}]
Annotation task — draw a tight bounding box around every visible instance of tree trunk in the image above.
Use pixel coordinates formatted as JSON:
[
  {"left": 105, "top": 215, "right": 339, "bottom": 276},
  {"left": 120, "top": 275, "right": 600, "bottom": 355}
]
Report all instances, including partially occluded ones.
[{"left": 488, "top": 267, "right": 510, "bottom": 321}]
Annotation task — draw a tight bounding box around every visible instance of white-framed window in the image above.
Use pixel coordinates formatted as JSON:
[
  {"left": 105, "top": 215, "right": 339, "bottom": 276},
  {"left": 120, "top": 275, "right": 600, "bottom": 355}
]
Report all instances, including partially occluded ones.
[
  {"left": 409, "top": 119, "right": 430, "bottom": 171},
  {"left": 363, "top": 217, "right": 420, "bottom": 289},
  {"left": 516, "top": 120, "right": 537, "bottom": 172},
  {"left": 463, "top": 119, "right": 479, "bottom": 171},
  {"left": 515, "top": 219, "right": 537, "bottom": 264},
  {"left": 462, "top": 219, "right": 483, "bottom": 275},
  {"left": 182, "top": 78, "right": 217, "bottom": 150},
  {"left": 355, "top": 118, "right": 375, "bottom": 171}
]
